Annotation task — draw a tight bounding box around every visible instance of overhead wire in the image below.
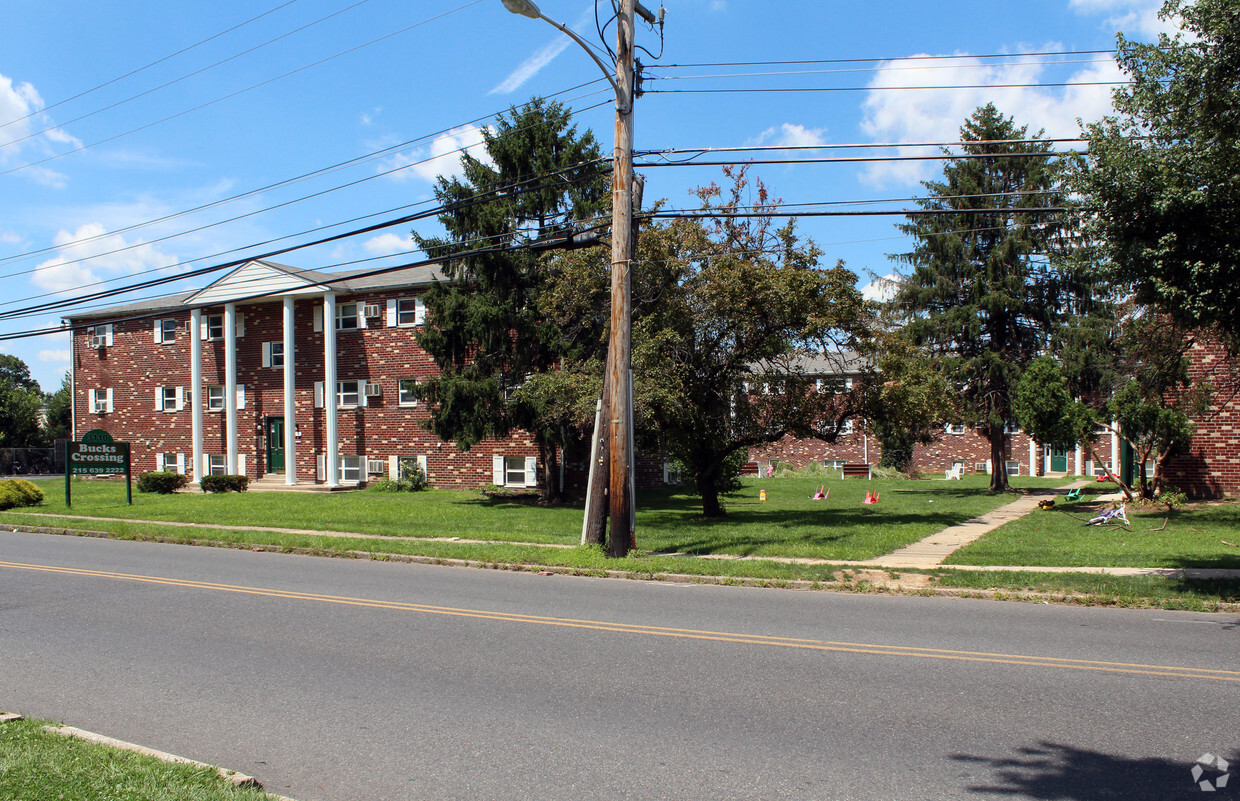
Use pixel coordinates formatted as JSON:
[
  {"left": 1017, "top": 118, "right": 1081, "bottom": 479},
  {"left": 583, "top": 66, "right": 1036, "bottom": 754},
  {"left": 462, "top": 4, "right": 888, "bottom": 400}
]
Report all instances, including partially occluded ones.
[
  {"left": 0, "top": 0, "right": 308, "bottom": 132},
  {"left": 0, "top": 155, "right": 614, "bottom": 319},
  {"left": 1, "top": 0, "right": 486, "bottom": 178},
  {"left": 0, "top": 94, "right": 611, "bottom": 279},
  {"left": 2, "top": 0, "right": 391, "bottom": 151}
]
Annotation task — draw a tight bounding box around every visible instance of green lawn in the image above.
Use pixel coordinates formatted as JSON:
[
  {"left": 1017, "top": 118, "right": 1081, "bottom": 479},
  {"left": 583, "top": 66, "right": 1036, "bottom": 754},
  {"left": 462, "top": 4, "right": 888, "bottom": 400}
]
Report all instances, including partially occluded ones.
[
  {"left": 943, "top": 493, "right": 1240, "bottom": 569},
  {"left": 7, "top": 474, "right": 1064, "bottom": 563},
  {"left": 0, "top": 717, "right": 273, "bottom": 801},
  {"left": 927, "top": 570, "right": 1240, "bottom": 611}
]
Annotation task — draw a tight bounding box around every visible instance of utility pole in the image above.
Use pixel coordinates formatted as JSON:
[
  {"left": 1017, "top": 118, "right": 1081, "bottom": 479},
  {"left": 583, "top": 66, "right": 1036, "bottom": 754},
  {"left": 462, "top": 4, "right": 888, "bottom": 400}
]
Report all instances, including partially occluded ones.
[
  {"left": 606, "top": 0, "right": 636, "bottom": 557},
  {"left": 501, "top": 0, "right": 657, "bottom": 556}
]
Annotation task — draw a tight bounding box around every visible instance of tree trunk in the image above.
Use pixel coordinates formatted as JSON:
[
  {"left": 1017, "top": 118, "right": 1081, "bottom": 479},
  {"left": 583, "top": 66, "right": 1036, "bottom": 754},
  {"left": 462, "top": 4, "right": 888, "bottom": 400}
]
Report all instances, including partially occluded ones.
[
  {"left": 539, "top": 441, "right": 562, "bottom": 503},
  {"left": 698, "top": 471, "right": 726, "bottom": 518},
  {"left": 989, "top": 429, "right": 1008, "bottom": 492}
]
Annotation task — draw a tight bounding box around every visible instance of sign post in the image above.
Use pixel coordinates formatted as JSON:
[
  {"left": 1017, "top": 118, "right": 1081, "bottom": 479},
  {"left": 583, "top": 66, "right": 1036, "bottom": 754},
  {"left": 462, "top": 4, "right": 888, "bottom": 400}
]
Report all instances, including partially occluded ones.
[{"left": 64, "top": 429, "right": 132, "bottom": 507}]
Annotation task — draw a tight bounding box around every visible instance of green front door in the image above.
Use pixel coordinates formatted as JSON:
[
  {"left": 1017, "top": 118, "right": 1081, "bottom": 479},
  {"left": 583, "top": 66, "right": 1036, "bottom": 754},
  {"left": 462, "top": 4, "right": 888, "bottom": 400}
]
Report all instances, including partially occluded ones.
[
  {"left": 1050, "top": 444, "right": 1068, "bottom": 473},
  {"left": 266, "top": 417, "right": 285, "bottom": 473}
]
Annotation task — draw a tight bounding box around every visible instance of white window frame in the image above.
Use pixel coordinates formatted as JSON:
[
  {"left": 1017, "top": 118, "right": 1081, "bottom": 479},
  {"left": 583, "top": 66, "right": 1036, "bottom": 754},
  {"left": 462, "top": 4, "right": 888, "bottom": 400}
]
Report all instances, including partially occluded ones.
[
  {"left": 492, "top": 455, "right": 537, "bottom": 488},
  {"left": 91, "top": 388, "right": 113, "bottom": 414},
  {"left": 398, "top": 378, "right": 418, "bottom": 406},
  {"left": 262, "top": 342, "right": 284, "bottom": 369},
  {"left": 335, "top": 302, "right": 362, "bottom": 331},
  {"left": 207, "top": 454, "right": 227, "bottom": 476},
  {"left": 154, "top": 318, "right": 178, "bottom": 343},
  {"left": 206, "top": 314, "right": 225, "bottom": 341},
  {"left": 337, "top": 379, "right": 361, "bottom": 409},
  {"left": 944, "top": 423, "right": 968, "bottom": 435},
  {"left": 824, "top": 458, "right": 846, "bottom": 470},
  {"left": 390, "top": 297, "right": 426, "bottom": 327},
  {"left": 206, "top": 385, "right": 225, "bottom": 411},
  {"left": 339, "top": 455, "right": 362, "bottom": 483},
  {"left": 155, "top": 386, "right": 182, "bottom": 412}
]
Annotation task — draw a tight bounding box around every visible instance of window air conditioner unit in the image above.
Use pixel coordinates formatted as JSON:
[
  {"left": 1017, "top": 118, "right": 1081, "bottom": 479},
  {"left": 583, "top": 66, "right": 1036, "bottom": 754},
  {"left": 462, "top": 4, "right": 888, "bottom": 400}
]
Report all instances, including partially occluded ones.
[
  {"left": 89, "top": 335, "right": 106, "bottom": 349},
  {"left": 974, "top": 462, "right": 987, "bottom": 472},
  {"left": 366, "top": 459, "right": 386, "bottom": 474},
  {"left": 363, "top": 383, "right": 382, "bottom": 397},
  {"left": 363, "top": 304, "right": 381, "bottom": 318}
]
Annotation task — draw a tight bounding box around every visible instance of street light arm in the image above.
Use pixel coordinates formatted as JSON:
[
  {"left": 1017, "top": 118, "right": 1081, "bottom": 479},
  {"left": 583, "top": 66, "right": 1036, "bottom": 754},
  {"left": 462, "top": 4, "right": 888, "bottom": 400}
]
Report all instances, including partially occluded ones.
[{"left": 533, "top": 12, "right": 629, "bottom": 113}]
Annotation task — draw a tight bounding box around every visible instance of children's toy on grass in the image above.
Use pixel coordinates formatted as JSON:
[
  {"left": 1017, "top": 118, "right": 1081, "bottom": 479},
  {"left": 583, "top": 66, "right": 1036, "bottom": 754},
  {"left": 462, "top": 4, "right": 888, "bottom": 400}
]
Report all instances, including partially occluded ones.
[
  {"left": 811, "top": 485, "right": 829, "bottom": 500},
  {"left": 1084, "top": 503, "right": 1130, "bottom": 529},
  {"left": 862, "top": 490, "right": 880, "bottom": 505}
]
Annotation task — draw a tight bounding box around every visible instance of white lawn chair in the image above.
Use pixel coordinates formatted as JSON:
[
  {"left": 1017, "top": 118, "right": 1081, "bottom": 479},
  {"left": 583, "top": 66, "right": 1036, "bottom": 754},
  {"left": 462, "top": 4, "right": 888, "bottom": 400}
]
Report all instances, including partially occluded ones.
[{"left": 944, "top": 464, "right": 964, "bottom": 480}]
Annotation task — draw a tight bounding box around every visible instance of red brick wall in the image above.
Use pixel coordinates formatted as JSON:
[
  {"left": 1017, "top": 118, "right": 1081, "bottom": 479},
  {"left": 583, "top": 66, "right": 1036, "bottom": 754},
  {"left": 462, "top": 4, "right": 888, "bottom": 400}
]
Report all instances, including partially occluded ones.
[
  {"left": 750, "top": 428, "right": 1045, "bottom": 477},
  {"left": 72, "top": 292, "right": 544, "bottom": 489},
  {"left": 1162, "top": 340, "right": 1240, "bottom": 498}
]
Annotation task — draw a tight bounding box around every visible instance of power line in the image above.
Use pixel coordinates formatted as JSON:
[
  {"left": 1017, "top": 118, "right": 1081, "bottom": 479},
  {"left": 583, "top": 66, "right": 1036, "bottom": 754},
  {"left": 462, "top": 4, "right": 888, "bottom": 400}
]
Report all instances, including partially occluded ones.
[
  {"left": 0, "top": 94, "right": 610, "bottom": 279},
  {"left": 0, "top": 158, "right": 612, "bottom": 320},
  {"left": 2, "top": 0, "right": 389, "bottom": 150},
  {"left": 0, "top": 0, "right": 308, "bottom": 132},
  {"left": 635, "top": 138, "right": 1087, "bottom": 157},
  {"left": 646, "top": 58, "right": 1118, "bottom": 83},
  {"left": 647, "top": 49, "right": 1119, "bottom": 69},
  {"left": 644, "top": 81, "right": 1130, "bottom": 96},
  {"left": 1, "top": 0, "right": 485, "bottom": 177},
  {"left": 635, "top": 151, "right": 1070, "bottom": 168}
]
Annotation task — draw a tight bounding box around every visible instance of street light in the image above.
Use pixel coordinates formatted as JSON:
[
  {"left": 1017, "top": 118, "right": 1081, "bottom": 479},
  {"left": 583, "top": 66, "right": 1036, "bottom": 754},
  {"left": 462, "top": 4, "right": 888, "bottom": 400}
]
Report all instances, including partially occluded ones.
[{"left": 501, "top": 0, "right": 638, "bottom": 556}]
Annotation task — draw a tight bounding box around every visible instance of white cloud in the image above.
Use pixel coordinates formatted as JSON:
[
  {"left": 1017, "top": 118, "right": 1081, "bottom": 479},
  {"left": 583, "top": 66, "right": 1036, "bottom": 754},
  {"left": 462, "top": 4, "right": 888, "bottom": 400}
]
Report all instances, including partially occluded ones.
[
  {"left": 0, "top": 72, "right": 82, "bottom": 182},
  {"left": 751, "top": 123, "right": 829, "bottom": 148},
  {"left": 861, "top": 273, "right": 902, "bottom": 303},
  {"left": 492, "top": 36, "right": 573, "bottom": 95},
  {"left": 380, "top": 124, "right": 491, "bottom": 185},
  {"left": 363, "top": 233, "right": 411, "bottom": 256},
  {"left": 490, "top": 5, "right": 598, "bottom": 95},
  {"left": 858, "top": 53, "right": 1122, "bottom": 187},
  {"left": 33, "top": 223, "right": 179, "bottom": 296},
  {"left": 1069, "top": 0, "right": 1177, "bottom": 39},
  {"left": 37, "top": 349, "right": 70, "bottom": 365}
]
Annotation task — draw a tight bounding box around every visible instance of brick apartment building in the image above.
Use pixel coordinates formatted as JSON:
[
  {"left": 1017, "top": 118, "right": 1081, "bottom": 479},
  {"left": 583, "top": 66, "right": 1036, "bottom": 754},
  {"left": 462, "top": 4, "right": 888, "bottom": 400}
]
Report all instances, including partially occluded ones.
[
  {"left": 66, "top": 259, "right": 1237, "bottom": 497},
  {"left": 67, "top": 260, "right": 547, "bottom": 490}
]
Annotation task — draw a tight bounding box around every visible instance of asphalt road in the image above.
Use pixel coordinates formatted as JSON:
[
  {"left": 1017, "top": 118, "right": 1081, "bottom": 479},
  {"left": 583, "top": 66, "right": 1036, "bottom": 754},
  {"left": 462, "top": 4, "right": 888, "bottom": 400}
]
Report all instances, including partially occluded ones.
[{"left": 2, "top": 530, "right": 1238, "bottom": 801}]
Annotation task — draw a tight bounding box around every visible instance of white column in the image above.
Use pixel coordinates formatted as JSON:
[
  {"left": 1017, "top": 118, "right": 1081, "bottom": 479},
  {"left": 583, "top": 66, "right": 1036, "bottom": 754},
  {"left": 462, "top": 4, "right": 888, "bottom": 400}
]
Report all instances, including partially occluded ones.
[
  {"left": 1110, "top": 421, "right": 1120, "bottom": 473},
  {"left": 224, "top": 303, "right": 239, "bottom": 475},
  {"left": 323, "top": 293, "right": 339, "bottom": 487},
  {"left": 283, "top": 296, "right": 297, "bottom": 485},
  {"left": 1074, "top": 444, "right": 1082, "bottom": 477},
  {"left": 190, "top": 308, "right": 204, "bottom": 482},
  {"left": 1028, "top": 438, "right": 1037, "bottom": 477}
]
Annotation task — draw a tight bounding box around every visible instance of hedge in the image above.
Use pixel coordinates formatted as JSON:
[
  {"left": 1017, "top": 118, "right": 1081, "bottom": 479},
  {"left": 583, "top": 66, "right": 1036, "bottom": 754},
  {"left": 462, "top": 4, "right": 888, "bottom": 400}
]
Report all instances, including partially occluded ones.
[
  {"left": 137, "top": 471, "right": 190, "bottom": 494},
  {"left": 0, "top": 478, "right": 44, "bottom": 510},
  {"left": 199, "top": 474, "right": 248, "bottom": 493}
]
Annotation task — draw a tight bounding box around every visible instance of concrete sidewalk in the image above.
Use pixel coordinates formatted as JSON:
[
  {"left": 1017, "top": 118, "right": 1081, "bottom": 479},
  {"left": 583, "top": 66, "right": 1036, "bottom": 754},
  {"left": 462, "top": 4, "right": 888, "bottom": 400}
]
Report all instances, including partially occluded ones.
[{"left": 859, "top": 480, "right": 1094, "bottom": 569}]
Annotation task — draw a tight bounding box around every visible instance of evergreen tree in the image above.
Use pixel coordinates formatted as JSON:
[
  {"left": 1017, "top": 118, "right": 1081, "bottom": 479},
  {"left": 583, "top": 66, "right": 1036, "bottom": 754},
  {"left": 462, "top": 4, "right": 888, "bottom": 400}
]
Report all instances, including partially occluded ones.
[
  {"left": 413, "top": 99, "right": 607, "bottom": 501},
  {"left": 894, "top": 104, "right": 1076, "bottom": 491}
]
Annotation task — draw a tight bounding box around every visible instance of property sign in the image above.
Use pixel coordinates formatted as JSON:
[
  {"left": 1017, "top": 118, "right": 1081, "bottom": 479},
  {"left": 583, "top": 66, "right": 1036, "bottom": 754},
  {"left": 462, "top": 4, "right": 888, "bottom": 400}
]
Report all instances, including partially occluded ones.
[{"left": 64, "top": 429, "right": 132, "bottom": 506}]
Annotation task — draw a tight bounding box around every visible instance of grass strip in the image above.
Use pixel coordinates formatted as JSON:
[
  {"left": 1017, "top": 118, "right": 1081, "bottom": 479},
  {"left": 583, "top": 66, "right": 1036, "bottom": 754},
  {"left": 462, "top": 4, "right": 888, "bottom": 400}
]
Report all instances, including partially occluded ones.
[
  {"left": 924, "top": 569, "right": 1240, "bottom": 612},
  {"left": 7, "top": 475, "right": 1066, "bottom": 562},
  {"left": 0, "top": 716, "right": 275, "bottom": 801}
]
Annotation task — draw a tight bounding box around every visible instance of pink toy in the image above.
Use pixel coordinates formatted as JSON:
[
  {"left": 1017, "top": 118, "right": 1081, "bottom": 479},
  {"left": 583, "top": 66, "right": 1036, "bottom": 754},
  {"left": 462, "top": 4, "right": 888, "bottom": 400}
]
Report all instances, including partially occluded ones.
[
  {"left": 862, "top": 490, "right": 880, "bottom": 505},
  {"left": 811, "top": 486, "right": 829, "bottom": 500}
]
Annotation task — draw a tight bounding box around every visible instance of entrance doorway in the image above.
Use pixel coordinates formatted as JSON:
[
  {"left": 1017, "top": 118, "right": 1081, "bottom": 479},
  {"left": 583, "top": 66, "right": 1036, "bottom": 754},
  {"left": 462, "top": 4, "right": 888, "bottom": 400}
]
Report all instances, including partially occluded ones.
[
  {"left": 266, "top": 417, "right": 285, "bottom": 473},
  {"left": 1050, "top": 444, "right": 1068, "bottom": 473}
]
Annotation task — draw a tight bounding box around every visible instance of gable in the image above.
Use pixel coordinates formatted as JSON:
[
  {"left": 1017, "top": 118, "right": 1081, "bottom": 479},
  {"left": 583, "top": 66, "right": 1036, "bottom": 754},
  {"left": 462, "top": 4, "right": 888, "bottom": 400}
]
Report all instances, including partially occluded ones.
[{"left": 184, "top": 260, "right": 330, "bottom": 306}]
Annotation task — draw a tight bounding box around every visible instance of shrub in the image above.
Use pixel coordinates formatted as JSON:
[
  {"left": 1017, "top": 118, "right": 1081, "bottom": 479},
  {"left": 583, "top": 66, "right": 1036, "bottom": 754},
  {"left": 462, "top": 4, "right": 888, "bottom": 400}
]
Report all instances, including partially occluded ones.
[
  {"left": 200, "top": 474, "right": 248, "bottom": 493},
  {"left": 137, "top": 471, "right": 190, "bottom": 494},
  {"left": 369, "top": 464, "right": 429, "bottom": 493},
  {"left": 0, "top": 478, "right": 43, "bottom": 510}
]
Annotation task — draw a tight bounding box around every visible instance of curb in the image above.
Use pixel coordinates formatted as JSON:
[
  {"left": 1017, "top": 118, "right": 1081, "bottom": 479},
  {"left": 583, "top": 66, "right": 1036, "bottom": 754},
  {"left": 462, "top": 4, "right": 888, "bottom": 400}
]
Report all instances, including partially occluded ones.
[{"left": 0, "top": 711, "right": 297, "bottom": 801}]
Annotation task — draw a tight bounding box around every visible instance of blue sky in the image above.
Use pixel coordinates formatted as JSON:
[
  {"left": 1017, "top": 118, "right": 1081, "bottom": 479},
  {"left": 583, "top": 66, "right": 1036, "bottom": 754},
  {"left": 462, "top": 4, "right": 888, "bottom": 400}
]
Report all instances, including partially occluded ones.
[{"left": 0, "top": 0, "right": 1172, "bottom": 393}]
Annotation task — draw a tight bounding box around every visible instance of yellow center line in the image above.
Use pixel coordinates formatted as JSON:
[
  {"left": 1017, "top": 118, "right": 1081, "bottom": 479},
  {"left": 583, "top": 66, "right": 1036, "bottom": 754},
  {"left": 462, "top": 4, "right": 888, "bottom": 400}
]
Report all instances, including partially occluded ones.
[{"left": 5, "top": 559, "right": 1238, "bottom": 682}]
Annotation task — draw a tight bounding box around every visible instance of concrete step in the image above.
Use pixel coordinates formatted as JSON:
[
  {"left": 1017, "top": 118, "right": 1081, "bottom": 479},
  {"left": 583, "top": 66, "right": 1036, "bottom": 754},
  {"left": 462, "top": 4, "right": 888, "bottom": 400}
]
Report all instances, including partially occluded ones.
[{"left": 243, "top": 476, "right": 360, "bottom": 493}]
